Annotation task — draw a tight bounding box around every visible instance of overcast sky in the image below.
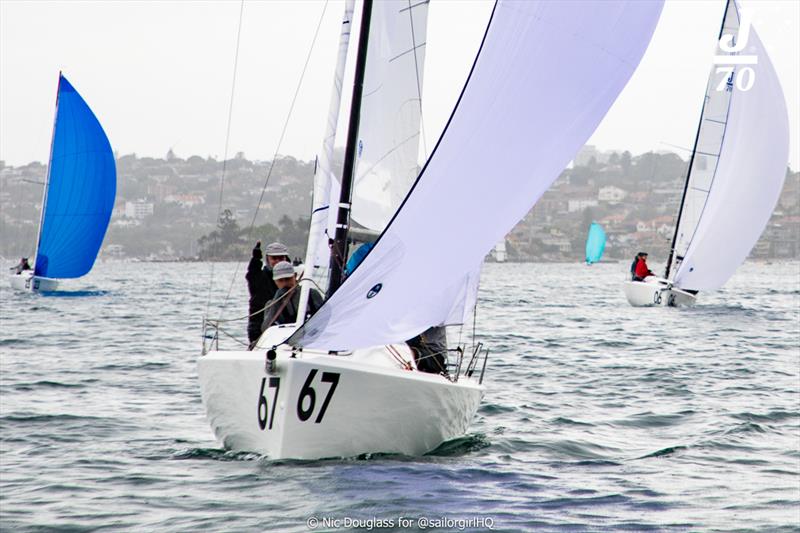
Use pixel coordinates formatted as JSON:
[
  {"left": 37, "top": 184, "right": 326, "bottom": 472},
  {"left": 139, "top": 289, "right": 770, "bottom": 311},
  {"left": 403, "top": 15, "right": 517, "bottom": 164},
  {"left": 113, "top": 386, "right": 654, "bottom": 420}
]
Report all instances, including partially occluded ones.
[{"left": 1, "top": 0, "right": 798, "bottom": 168}]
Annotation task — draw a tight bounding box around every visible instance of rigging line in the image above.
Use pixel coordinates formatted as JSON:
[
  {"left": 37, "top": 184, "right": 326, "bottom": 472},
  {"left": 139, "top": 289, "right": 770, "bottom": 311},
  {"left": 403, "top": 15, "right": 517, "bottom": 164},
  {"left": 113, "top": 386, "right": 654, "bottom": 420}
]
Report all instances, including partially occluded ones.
[
  {"left": 205, "top": 0, "right": 246, "bottom": 320},
  {"left": 217, "top": 0, "right": 331, "bottom": 317}
]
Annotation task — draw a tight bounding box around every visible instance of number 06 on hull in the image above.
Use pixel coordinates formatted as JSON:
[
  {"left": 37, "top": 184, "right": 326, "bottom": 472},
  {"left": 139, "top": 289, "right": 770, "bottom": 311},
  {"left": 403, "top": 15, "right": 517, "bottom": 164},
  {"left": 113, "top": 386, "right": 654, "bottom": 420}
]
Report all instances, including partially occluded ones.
[{"left": 198, "top": 347, "right": 484, "bottom": 460}]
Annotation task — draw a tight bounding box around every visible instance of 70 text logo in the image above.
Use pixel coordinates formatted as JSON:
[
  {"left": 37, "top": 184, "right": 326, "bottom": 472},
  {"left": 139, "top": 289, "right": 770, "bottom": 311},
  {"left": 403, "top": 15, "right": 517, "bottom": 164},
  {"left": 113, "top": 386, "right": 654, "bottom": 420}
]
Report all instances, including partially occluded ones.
[{"left": 713, "top": 9, "right": 756, "bottom": 92}]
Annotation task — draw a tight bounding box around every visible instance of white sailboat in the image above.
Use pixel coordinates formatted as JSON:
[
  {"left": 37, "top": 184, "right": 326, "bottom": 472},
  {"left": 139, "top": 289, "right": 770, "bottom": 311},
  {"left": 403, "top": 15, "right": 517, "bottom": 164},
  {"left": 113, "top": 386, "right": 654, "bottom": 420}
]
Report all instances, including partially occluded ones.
[
  {"left": 8, "top": 74, "right": 116, "bottom": 293},
  {"left": 200, "top": 0, "right": 663, "bottom": 460},
  {"left": 624, "top": 0, "right": 789, "bottom": 307}
]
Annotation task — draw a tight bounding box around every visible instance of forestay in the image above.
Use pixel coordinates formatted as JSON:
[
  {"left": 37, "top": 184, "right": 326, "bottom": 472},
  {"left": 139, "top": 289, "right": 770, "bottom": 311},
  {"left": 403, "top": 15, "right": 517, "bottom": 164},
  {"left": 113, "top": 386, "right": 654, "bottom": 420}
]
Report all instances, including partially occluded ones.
[
  {"left": 34, "top": 74, "right": 116, "bottom": 279},
  {"left": 290, "top": 0, "right": 663, "bottom": 351},
  {"left": 350, "top": 0, "right": 429, "bottom": 233},
  {"left": 302, "top": 0, "right": 356, "bottom": 300},
  {"left": 672, "top": 0, "right": 789, "bottom": 290}
]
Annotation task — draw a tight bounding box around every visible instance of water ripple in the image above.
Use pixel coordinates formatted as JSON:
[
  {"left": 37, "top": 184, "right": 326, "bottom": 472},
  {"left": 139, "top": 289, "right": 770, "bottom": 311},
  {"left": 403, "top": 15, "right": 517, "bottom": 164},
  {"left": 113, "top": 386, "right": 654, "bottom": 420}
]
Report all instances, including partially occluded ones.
[{"left": 0, "top": 260, "right": 797, "bottom": 531}]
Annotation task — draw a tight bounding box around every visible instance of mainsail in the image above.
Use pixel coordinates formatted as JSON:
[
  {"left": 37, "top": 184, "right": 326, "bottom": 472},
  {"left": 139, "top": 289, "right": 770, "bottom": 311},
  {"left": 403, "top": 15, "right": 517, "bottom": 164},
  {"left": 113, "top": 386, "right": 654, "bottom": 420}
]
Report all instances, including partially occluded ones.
[
  {"left": 290, "top": 0, "right": 663, "bottom": 351},
  {"left": 585, "top": 223, "right": 606, "bottom": 265},
  {"left": 34, "top": 74, "right": 116, "bottom": 279},
  {"left": 667, "top": 0, "right": 789, "bottom": 291},
  {"left": 349, "top": 0, "right": 429, "bottom": 233},
  {"left": 300, "top": 0, "right": 429, "bottom": 310}
]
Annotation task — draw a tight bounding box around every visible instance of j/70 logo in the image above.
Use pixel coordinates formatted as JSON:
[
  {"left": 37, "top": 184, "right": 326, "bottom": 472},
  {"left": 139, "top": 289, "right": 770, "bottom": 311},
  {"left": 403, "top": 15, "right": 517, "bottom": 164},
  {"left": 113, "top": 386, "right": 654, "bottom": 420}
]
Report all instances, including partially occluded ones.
[{"left": 713, "top": 9, "right": 756, "bottom": 92}]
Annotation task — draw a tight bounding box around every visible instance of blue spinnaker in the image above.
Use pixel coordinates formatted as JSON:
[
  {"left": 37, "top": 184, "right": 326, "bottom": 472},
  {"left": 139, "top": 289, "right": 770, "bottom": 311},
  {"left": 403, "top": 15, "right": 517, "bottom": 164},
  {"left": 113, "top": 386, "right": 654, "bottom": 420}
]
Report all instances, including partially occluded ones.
[
  {"left": 585, "top": 222, "right": 606, "bottom": 264},
  {"left": 34, "top": 74, "right": 116, "bottom": 279}
]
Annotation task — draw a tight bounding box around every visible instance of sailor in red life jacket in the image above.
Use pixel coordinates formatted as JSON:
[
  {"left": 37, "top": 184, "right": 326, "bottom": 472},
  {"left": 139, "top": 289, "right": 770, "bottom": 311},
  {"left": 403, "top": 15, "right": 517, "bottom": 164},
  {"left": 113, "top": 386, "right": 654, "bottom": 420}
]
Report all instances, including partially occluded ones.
[{"left": 633, "top": 252, "right": 654, "bottom": 281}]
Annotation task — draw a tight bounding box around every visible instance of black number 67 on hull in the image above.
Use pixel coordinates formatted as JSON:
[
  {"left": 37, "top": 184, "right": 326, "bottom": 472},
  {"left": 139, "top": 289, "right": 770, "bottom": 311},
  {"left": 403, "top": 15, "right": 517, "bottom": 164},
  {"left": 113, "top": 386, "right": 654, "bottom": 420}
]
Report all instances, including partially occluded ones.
[
  {"left": 257, "top": 377, "right": 280, "bottom": 430},
  {"left": 297, "top": 369, "right": 340, "bottom": 423}
]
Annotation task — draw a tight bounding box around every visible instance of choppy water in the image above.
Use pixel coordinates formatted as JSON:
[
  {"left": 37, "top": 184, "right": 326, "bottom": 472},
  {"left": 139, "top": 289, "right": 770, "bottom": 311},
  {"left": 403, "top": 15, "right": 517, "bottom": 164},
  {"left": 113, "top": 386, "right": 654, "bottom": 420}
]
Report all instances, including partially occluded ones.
[{"left": 1, "top": 261, "right": 798, "bottom": 531}]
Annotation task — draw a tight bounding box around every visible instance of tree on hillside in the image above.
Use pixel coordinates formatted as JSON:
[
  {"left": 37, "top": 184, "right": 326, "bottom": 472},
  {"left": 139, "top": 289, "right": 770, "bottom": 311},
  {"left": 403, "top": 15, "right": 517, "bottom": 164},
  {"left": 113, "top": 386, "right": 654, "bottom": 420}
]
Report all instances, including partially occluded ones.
[{"left": 197, "top": 209, "right": 247, "bottom": 260}]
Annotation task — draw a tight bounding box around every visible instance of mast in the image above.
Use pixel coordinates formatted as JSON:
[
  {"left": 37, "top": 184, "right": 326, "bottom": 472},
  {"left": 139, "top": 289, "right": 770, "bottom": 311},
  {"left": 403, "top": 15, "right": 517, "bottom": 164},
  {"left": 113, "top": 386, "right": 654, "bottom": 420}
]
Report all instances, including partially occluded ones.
[
  {"left": 664, "top": 0, "right": 731, "bottom": 280},
  {"left": 33, "top": 73, "right": 62, "bottom": 275},
  {"left": 327, "top": 0, "right": 373, "bottom": 297}
]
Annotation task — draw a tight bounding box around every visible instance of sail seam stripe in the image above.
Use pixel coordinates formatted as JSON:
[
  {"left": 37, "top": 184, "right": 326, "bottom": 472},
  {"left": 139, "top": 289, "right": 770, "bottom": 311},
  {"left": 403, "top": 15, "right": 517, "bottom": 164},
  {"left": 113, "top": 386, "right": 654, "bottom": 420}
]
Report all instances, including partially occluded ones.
[
  {"left": 399, "top": 0, "right": 428, "bottom": 14},
  {"left": 388, "top": 42, "right": 426, "bottom": 63}
]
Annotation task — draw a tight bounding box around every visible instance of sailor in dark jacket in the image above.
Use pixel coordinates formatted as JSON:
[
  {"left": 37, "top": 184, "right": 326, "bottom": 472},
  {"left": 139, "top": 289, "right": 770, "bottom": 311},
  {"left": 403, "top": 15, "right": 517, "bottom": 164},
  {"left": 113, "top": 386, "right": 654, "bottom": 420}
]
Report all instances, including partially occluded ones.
[
  {"left": 262, "top": 261, "right": 324, "bottom": 329},
  {"left": 246, "top": 241, "right": 290, "bottom": 347},
  {"left": 407, "top": 326, "right": 448, "bottom": 375},
  {"left": 631, "top": 252, "right": 642, "bottom": 280}
]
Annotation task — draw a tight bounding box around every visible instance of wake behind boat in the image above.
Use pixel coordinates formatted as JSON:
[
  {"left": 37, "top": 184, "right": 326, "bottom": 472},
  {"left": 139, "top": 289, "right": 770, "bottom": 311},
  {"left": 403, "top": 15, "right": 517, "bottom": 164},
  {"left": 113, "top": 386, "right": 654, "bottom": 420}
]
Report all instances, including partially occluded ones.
[
  {"left": 200, "top": 0, "right": 663, "bottom": 460},
  {"left": 624, "top": 0, "right": 789, "bottom": 307},
  {"left": 8, "top": 74, "right": 116, "bottom": 293}
]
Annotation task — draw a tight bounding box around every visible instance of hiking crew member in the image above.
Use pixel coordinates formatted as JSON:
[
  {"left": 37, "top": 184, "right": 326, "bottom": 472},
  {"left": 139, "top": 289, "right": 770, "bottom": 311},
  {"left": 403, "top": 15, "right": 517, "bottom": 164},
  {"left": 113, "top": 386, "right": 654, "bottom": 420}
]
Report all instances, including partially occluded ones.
[
  {"left": 246, "top": 241, "right": 290, "bottom": 347},
  {"left": 262, "top": 261, "right": 323, "bottom": 329}
]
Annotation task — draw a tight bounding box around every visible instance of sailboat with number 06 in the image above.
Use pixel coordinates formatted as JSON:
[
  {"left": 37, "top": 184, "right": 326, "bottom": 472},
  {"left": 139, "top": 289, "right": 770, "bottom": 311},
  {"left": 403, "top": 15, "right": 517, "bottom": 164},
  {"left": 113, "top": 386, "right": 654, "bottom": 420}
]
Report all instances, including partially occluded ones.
[
  {"left": 624, "top": 0, "right": 789, "bottom": 308},
  {"left": 199, "top": 0, "right": 663, "bottom": 460}
]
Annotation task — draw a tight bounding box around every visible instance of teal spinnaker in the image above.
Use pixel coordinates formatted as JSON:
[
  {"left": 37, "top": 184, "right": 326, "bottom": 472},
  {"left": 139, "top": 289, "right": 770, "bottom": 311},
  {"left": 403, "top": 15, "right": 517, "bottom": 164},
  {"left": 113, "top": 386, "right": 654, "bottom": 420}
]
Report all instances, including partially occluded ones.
[{"left": 585, "top": 222, "right": 606, "bottom": 265}]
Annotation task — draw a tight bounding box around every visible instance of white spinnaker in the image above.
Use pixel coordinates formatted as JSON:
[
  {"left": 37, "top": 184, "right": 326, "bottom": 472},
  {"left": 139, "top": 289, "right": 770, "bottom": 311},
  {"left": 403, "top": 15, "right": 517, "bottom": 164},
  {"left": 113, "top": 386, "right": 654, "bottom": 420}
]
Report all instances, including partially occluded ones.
[
  {"left": 350, "top": 0, "right": 429, "bottom": 232},
  {"left": 290, "top": 0, "right": 664, "bottom": 351},
  {"left": 672, "top": 1, "right": 789, "bottom": 291},
  {"left": 299, "top": 0, "right": 355, "bottom": 317}
]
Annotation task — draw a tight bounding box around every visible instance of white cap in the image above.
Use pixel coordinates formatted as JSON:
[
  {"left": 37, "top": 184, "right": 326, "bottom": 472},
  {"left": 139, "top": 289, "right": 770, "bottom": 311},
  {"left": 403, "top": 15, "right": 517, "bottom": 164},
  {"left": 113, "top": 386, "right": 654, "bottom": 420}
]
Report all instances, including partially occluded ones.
[{"left": 272, "top": 261, "right": 296, "bottom": 280}]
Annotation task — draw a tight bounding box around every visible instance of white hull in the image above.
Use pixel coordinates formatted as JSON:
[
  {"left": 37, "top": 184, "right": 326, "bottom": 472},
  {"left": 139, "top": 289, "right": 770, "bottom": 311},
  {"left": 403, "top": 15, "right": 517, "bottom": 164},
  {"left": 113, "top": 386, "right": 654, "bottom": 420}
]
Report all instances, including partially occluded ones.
[
  {"left": 623, "top": 278, "right": 696, "bottom": 307},
  {"left": 198, "top": 327, "right": 484, "bottom": 460},
  {"left": 8, "top": 272, "right": 58, "bottom": 292}
]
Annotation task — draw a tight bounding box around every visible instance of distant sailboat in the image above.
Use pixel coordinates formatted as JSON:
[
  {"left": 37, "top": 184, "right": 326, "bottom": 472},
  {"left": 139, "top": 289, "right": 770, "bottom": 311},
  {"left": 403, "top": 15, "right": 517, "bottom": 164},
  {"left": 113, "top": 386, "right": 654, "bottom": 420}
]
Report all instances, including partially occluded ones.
[
  {"left": 8, "top": 74, "right": 116, "bottom": 292},
  {"left": 585, "top": 222, "right": 606, "bottom": 265},
  {"left": 624, "top": 0, "right": 789, "bottom": 307},
  {"left": 200, "top": 0, "right": 662, "bottom": 459}
]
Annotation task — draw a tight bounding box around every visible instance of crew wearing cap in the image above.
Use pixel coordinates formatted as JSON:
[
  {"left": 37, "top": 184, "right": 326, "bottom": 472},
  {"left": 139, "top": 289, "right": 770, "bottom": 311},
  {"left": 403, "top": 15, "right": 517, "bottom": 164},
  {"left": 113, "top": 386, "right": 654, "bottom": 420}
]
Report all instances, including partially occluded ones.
[
  {"left": 246, "top": 241, "right": 291, "bottom": 347},
  {"left": 262, "top": 261, "right": 324, "bottom": 329}
]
